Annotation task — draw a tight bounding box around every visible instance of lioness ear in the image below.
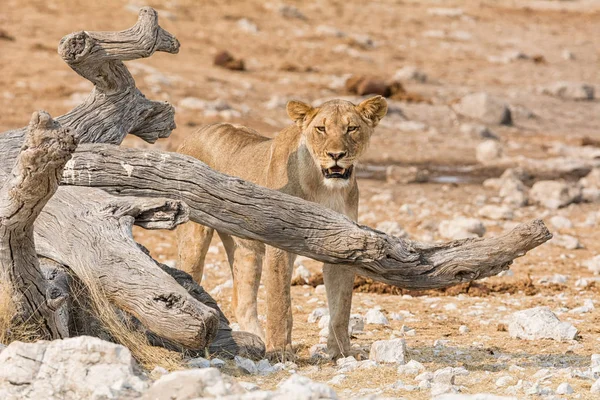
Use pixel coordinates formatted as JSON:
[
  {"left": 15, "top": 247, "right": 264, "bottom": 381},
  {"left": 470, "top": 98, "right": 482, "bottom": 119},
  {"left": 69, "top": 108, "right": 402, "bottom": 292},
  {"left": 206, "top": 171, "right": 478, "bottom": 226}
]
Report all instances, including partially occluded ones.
[
  {"left": 287, "top": 100, "right": 314, "bottom": 127},
  {"left": 356, "top": 96, "right": 388, "bottom": 126}
]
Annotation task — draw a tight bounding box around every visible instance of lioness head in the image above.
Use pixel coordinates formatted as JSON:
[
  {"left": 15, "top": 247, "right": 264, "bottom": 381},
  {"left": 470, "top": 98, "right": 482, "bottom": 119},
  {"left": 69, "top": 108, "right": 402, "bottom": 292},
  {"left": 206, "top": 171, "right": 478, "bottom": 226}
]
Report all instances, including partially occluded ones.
[{"left": 286, "top": 96, "right": 388, "bottom": 189}]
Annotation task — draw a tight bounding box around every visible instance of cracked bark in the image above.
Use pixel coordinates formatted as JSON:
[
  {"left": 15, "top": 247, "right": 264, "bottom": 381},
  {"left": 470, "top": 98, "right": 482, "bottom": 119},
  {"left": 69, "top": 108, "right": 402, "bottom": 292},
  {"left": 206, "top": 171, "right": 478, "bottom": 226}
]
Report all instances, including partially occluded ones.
[{"left": 0, "top": 111, "right": 76, "bottom": 339}]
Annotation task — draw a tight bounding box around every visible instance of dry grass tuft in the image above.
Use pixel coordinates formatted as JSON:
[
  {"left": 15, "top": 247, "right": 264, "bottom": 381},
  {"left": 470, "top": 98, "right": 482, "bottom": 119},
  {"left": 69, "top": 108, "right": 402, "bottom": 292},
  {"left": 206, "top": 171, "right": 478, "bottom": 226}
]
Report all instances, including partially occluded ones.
[
  {"left": 0, "top": 279, "right": 46, "bottom": 345},
  {"left": 72, "top": 268, "right": 185, "bottom": 371}
]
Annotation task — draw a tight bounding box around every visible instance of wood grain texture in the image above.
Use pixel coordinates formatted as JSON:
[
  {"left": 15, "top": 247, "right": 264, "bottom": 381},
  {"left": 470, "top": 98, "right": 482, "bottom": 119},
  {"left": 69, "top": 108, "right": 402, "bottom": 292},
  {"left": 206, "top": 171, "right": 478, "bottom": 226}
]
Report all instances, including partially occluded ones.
[
  {"left": 61, "top": 144, "right": 553, "bottom": 289},
  {"left": 0, "top": 9, "right": 222, "bottom": 349},
  {"left": 32, "top": 187, "right": 219, "bottom": 349},
  {"left": 0, "top": 6, "right": 177, "bottom": 163},
  {"left": 0, "top": 111, "right": 76, "bottom": 339}
]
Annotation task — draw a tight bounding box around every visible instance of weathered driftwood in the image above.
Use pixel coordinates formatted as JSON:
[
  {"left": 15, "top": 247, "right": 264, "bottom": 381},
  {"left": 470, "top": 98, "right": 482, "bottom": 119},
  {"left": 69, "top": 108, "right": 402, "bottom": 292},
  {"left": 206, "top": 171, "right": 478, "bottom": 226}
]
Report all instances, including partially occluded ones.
[
  {"left": 1, "top": 7, "right": 178, "bottom": 160},
  {"left": 60, "top": 144, "right": 552, "bottom": 289},
  {"left": 0, "top": 111, "right": 76, "bottom": 339},
  {"left": 154, "top": 262, "right": 265, "bottom": 359},
  {"left": 0, "top": 8, "right": 229, "bottom": 350}
]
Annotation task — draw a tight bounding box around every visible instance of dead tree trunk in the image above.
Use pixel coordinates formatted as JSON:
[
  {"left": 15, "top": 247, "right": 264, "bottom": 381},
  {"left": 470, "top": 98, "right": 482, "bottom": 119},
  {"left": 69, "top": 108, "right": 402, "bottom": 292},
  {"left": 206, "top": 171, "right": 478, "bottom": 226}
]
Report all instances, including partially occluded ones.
[
  {"left": 59, "top": 144, "right": 552, "bottom": 289},
  {"left": 0, "top": 111, "right": 76, "bottom": 339},
  {"left": 0, "top": 8, "right": 226, "bottom": 351}
]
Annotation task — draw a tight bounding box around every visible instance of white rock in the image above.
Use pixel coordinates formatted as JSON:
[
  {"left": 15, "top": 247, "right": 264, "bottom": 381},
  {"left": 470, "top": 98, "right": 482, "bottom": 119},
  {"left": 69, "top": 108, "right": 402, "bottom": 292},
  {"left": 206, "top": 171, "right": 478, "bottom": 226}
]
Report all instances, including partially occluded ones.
[
  {"left": 550, "top": 215, "right": 573, "bottom": 230},
  {"left": 530, "top": 180, "right": 580, "bottom": 209},
  {"left": 592, "top": 354, "right": 600, "bottom": 371},
  {"left": 238, "top": 381, "right": 260, "bottom": 391},
  {"left": 454, "top": 92, "right": 512, "bottom": 125},
  {"left": 318, "top": 315, "right": 331, "bottom": 329},
  {"left": 256, "top": 359, "right": 275, "bottom": 376},
  {"left": 431, "top": 383, "right": 459, "bottom": 396},
  {"left": 235, "top": 355, "right": 258, "bottom": 375},
  {"left": 556, "top": 382, "right": 574, "bottom": 394},
  {"left": 439, "top": 217, "right": 486, "bottom": 240},
  {"left": 188, "top": 356, "right": 211, "bottom": 368},
  {"left": 150, "top": 366, "right": 169, "bottom": 379},
  {"left": 551, "top": 234, "right": 582, "bottom": 250},
  {"left": 348, "top": 314, "right": 365, "bottom": 335},
  {"left": 375, "top": 220, "right": 408, "bottom": 238},
  {"left": 499, "top": 177, "right": 529, "bottom": 208},
  {"left": 278, "top": 4, "right": 305, "bottom": 19},
  {"left": 0, "top": 336, "right": 148, "bottom": 400},
  {"left": 397, "top": 359, "right": 425, "bottom": 375},
  {"left": 539, "top": 274, "right": 568, "bottom": 285},
  {"left": 211, "top": 358, "right": 225, "bottom": 368},
  {"left": 293, "top": 265, "right": 312, "bottom": 284},
  {"left": 478, "top": 205, "right": 514, "bottom": 220},
  {"left": 460, "top": 123, "right": 499, "bottom": 140},
  {"left": 328, "top": 374, "right": 347, "bottom": 385},
  {"left": 476, "top": 140, "right": 504, "bottom": 164},
  {"left": 237, "top": 18, "right": 258, "bottom": 34},
  {"left": 315, "top": 284, "right": 327, "bottom": 294},
  {"left": 584, "top": 255, "right": 600, "bottom": 274},
  {"left": 336, "top": 356, "right": 358, "bottom": 371},
  {"left": 542, "top": 81, "right": 595, "bottom": 100},
  {"left": 418, "top": 379, "right": 431, "bottom": 390},
  {"left": 433, "top": 367, "right": 469, "bottom": 385},
  {"left": 394, "top": 65, "right": 427, "bottom": 83},
  {"left": 508, "top": 306, "right": 578, "bottom": 341},
  {"left": 365, "top": 308, "right": 389, "bottom": 325},
  {"left": 416, "top": 371, "right": 434, "bottom": 382},
  {"left": 592, "top": 378, "right": 600, "bottom": 393},
  {"left": 142, "top": 368, "right": 245, "bottom": 400},
  {"left": 278, "top": 374, "right": 337, "bottom": 398},
  {"left": 459, "top": 325, "right": 470, "bottom": 335},
  {"left": 308, "top": 307, "right": 329, "bottom": 323},
  {"left": 496, "top": 375, "right": 514, "bottom": 387},
  {"left": 427, "top": 7, "right": 463, "bottom": 17},
  {"left": 315, "top": 25, "right": 346, "bottom": 38},
  {"left": 562, "top": 50, "right": 575, "bottom": 60},
  {"left": 369, "top": 339, "right": 407, "bottom": 364},
  {"left": 569, "top": 299, "right": 595, "bottom": 314}
]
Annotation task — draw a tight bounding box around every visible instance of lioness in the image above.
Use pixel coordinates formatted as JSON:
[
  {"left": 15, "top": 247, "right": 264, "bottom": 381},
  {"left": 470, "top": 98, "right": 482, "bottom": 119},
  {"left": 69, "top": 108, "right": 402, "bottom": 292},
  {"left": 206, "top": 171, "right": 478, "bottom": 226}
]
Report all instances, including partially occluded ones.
[{"left": 176, "top": 96, "right": 387, "bottom": 359}]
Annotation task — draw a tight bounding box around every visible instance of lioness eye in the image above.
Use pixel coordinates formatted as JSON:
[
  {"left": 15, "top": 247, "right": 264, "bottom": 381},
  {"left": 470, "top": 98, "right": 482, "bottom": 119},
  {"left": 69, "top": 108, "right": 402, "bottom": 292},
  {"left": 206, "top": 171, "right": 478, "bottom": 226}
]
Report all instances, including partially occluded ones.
[
  {"left": 347, "top": 126, "right": 358, "bottom": 133},
  {"left": 316, "top": 126, "right": 326, "bottom": 133}
]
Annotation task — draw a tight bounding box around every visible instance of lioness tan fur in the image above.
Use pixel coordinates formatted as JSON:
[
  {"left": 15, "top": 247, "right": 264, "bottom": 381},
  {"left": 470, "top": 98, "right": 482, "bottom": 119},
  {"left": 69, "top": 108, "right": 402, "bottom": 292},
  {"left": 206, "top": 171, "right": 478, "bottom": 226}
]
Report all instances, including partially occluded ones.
[{"left": 176, "top": 96, "right": 387, "bottom": 359}]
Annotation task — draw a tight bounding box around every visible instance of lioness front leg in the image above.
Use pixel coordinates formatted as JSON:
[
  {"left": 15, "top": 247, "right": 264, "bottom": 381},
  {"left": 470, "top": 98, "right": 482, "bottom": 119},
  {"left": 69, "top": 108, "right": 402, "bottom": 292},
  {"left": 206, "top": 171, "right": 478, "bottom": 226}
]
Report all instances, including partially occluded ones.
[
  {"left": 263, "top": 245, "right": 295, "bottom": 361},
  {"left": 176, "top": 221, "right": 214, "bottom": 284},
  {"left": 323, "top": 264, "right": 355, "bottom": 359}
]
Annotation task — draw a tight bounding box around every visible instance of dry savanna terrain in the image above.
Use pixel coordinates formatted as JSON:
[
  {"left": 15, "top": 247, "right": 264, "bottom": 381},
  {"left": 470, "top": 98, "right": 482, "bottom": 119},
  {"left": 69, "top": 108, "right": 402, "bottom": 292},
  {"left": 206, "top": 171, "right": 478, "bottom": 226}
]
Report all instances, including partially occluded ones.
[{"left": 1, "top": 0, "right": 600, "bottom": 398}]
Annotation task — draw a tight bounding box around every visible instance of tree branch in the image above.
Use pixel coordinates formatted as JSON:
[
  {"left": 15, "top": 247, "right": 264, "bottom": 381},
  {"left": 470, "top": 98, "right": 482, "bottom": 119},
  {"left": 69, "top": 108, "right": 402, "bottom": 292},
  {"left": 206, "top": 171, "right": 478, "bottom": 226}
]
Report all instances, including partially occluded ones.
[
  {"left": 0, "top": 111, "right": 76, "bottom": 339},
  {"left": 60, "top": 144, "right": 552, "bottom": 289}
]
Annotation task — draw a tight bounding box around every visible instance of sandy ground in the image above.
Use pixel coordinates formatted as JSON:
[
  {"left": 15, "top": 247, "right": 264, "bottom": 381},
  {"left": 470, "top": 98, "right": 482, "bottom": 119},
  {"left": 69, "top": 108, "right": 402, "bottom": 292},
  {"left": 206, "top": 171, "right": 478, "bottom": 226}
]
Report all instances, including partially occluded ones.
[{"left": 2, "top": 0, "right": 600, "bottom": 398}]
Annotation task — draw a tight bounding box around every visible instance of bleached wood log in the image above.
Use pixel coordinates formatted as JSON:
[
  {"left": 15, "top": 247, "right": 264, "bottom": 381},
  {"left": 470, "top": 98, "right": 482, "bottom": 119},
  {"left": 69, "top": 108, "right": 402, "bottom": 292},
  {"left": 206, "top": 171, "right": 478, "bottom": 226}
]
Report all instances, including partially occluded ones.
[
  {"left": 0, "top": 111, "right": 76, "bottom": 339},
  {"left": 0, "top": 8, "right": 226, "bottom": 350},
  {"left": 59, "top": 144, "right": 552, "bottom": 289}
]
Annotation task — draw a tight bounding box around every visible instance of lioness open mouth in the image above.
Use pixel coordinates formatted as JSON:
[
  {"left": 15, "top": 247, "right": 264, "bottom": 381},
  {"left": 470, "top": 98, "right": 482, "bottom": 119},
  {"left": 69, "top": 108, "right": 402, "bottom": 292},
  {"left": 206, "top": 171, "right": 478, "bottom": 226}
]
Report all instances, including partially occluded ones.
[{"left": 322, "top": 165, "right": 353, "bottom": 179}]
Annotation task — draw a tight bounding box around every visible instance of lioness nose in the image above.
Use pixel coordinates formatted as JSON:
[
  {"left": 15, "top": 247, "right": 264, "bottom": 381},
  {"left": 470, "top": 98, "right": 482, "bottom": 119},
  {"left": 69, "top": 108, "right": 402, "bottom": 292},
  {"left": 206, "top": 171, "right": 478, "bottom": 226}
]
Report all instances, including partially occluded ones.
[{"left": 327, "top": 151, "right": 347, "bottom": 161}]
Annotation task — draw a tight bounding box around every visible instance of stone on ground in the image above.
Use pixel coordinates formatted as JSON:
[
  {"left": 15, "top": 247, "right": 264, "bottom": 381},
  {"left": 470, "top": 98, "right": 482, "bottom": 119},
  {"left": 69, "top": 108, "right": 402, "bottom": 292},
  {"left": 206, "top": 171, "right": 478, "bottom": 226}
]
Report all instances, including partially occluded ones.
[
  {"left": 530, "top": 180, "right": 580, "bottom": 209},
  {"left": 0, "top": 336, "right": 148, "bottom": 400},
  {"left": 508, "top": 306, "right": 578, "bottom": 341},
  {"left": 365, "top": 308, "right": 389, "bottom": 325},
  {"left": 235, "top": 355, "right": 258, "bottom": 375},
  {"left": 369, "top": 339, "right": 407, "bottom": 364},
  {"left": 476, "top": 140, "right": 503, "bottom": 164},
  {"left": 439, "top": 217, "right": 486, "bottom": 240},
  {"left": 142, "top": 368, "right": 245, "bottom": 400},
  {"left": 454, "top": 92, "right": 512, "bottom": 125},
  {"left": 478, "top": 205, "right": 514, "bottom": 220},
  {"left": 542, "top": 81, "right": 595, "bottom": 100}
]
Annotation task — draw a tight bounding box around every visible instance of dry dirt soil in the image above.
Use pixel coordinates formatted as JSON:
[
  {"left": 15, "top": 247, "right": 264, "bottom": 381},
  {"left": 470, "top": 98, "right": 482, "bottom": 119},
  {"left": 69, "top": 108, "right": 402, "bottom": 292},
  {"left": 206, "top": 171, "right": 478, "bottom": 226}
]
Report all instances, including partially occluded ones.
[{"left": 2, "top": 0, "right": 600, "bottom": 398}]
